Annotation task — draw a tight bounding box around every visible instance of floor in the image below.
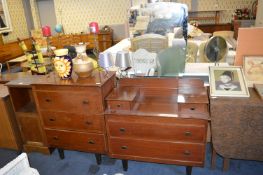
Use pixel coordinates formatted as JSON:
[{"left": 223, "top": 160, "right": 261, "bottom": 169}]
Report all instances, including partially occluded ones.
[{"left": 0, "top": 144, "right": 262, "bottom": 175}]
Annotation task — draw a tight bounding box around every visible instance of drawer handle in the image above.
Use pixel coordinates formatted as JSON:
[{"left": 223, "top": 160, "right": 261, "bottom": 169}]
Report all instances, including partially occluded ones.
[
  {"left": 85, "top": 121, "right": 92, "bottom": 125},
  {"left": 184, "top": 150, "right": 191, "bottom": 156},
  {"left": 119, "top": 128, "right": 126, "bottom": 132},
  {"left": 190, "top": 107, "right": 195, "bottom": 111},
  {"left": 121, "top": 146, "right": 128, "bottom": 150},
  {"left": 82, "top": 100, "right": 89, "bottom": 105},
  {"left": 53, "top": 136, "right": 59, "bottom": 140},
  {"left": 184, "top": 131, "right": 192, "bottom": 136},
  {"left": 88, "top": 140, "right": 95, "bottom": 144},
  {"left": 49, "top": 118, "right": 55, "bottom": 122},
  {"left": 117, "top": 104, "right": 121, "bottom": 108},
  {"left": 45, "top": 99, "right": 51, "bottom": 102}
]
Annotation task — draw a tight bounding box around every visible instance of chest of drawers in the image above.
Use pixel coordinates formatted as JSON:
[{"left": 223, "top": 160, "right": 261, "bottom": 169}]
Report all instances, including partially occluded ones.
[
  {"left": 105, "top": 78, "right": 209, "bottom": 175},
  {"left": 32, "top": 71, "right": 115, "bottom": 162}
]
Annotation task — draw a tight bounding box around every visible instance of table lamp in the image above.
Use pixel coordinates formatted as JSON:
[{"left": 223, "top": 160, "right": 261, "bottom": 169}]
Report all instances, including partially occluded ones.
[
  {"left": 115, "top": 51, "right": 131, "bottom": 77},
  {"left": 98, "top": 52, "right": 113, "bottom": 70}
]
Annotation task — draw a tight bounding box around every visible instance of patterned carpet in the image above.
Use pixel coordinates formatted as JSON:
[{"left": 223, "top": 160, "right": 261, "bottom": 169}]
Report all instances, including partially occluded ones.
[{"left": 0, "top": 144, "right": 263, "bottom": 175}]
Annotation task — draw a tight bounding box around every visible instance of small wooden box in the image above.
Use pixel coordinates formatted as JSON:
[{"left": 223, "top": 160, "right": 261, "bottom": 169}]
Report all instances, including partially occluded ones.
[{"left": 106, "top": 87, "right": 139, "bottom": 111}]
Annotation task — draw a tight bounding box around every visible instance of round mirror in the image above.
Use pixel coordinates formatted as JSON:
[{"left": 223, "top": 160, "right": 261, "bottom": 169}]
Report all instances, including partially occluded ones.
[{"left": 204, "top": 36, "right": 227, "bottom": 63}]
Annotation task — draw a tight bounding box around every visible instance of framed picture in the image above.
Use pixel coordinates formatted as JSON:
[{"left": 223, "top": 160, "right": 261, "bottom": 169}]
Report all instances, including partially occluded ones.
[
  {"left": 209, "top": 66, "right": 250, "bottom": 97},
  {"left": 243, "top": 56, "right": 263, "bottom": 87},
  {"left": 0, "top": 0, "right": 12, "bottom": 33}
]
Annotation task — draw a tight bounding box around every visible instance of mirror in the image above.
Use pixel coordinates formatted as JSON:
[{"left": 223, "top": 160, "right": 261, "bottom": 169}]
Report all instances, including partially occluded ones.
[
  {"left": 0, "top": 0, "right": 12, "bottom": 33},
  {"left": 205, "top": 36, "right": 227, "bottom": 64}
]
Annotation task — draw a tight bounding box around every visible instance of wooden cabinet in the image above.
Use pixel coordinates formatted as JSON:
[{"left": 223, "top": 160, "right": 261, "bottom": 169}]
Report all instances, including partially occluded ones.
[
  {"left": 0, "top": 85, "right": 22, "bottom": 151},
  {"left": 6, "top": 82, "right": 50, "bottom": 154},
  {"left": 32, "top": 71, "right": 115, "bottom": 161},
  {"left": 105, "top": 78, "right": 209, "bottom": 175}
]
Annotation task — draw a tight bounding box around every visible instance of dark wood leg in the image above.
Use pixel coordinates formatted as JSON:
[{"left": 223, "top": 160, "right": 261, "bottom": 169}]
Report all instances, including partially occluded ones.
[
  {"left": 223, "top": 158, "right": 229, "bottom": 171},
  {"left": 122, "top": 159, "right": 128, "bottom": 171},
  {"left": 58, "top": 148, "right": 65, "bottom": 159},
  {"left": 186, "top": 166, "right": 192, "bottom": 175},
  {"left": 211, "top": 147, "right": 217, "bottom": 169},
  {"left": 95, "top": 154, "right": 102, "bottom": 165}
]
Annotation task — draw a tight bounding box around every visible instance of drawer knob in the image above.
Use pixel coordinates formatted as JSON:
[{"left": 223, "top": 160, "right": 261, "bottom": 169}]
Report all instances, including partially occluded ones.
[
  {"left": 85, "top": 121, "right": 92, "bottom": 125},
  {"left": 82, "top": 100, "right": 89, "bottom": 104},
  {"left": 121, "top": 146, "right": 128, "bottom": 150},
  {"left": 119, "top": 128, "right": 126, "bottom": 132},
  {"left": 117, "top": 104, "right": 121, "bottom": 108},
  {"left": 53, "top": 136, "right": 59, "bottom": 140},
  {"left": 184, "top": 150, "right": 191, "bottom": 156},
  {"left": 184, "top": 131, "right": 192, "bottom": 136},
  {"left": 49, "top": 118, "right": 56, "bottom": 122},
  {"left": 190, "top": 107, "right": 195, "bottom": 111},
  {"left": 45, "top": 99, "right": 51, "bottom": 102},
  {"left": 88, "top": 140, "right": 95, "bottom": 144}
]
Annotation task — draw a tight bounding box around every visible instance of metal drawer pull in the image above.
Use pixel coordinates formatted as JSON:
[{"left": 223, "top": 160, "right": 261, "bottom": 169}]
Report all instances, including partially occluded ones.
[
  {"left": 184, "top": 131, "right": 192, "bottom": 136},
  {"left": 184, "top": 150, "right": 191, "bottom": 156},
  {"left": 119, "top": 128, "right": 126, "bottom": 132},
  {"left": 82, "top": 100, "right": 89, "bottom": 104},
  {"left": 53, "top": 136, "right": 59, "bottom": 140},
  {"left": 88, "top": 140, "right": 95, "bottom": 144},
  {"left": 121, "top": 146, "right": 128, "bottom": 150},
  {"left": 45, "top": 99, "right": 51, "bottom": 102},
  {"left": 190, "top": 107, "right": 195, "bottom": 110},
  {"left": 49, "top": 118, "right": 55, "bottom": 122}
]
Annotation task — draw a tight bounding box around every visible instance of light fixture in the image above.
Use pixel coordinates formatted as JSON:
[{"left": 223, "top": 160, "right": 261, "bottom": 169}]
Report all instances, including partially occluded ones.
[
  {"left": 98, "top": 52, "right": 114, "bottom": 70},
  {"left": 115, "top": 51, "right": 131, "bottom": 78}
]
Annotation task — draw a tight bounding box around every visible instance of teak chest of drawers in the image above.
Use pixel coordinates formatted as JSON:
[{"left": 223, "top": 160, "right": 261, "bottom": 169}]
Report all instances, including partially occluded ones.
[
  {"left": 32, "top": 71, "right": 115, "bottom": 162},
  {"left": 105, "top": 78, "right": 209, "bottom": 175}
]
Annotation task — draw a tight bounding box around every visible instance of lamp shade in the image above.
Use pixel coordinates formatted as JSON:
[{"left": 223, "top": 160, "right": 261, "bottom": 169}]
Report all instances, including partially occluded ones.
[
  {"left": 98, "top": 52, "right": 113, "bottom": 69},
  {"left": 115, "top": 51, "right": 131, "bottom": 69}
]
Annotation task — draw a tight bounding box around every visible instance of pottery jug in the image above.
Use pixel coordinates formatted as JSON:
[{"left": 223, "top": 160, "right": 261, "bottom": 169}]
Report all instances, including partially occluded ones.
[{"left": 53, "top": 49, "right": 73, "bottom": 79}]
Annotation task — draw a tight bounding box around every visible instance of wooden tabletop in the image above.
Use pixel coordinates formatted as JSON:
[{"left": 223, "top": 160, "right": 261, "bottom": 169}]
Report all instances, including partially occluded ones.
[{"left": 0, "top": 72, "right": 33, "bottom": 84}]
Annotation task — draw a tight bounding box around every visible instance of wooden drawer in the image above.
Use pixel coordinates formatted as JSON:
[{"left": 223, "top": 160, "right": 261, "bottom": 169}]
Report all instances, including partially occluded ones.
[
  {"left": 41, "top": 111, "right": 104, "bottom": 133},
  {"left": 107, "top": 101, "right": 133, "bottom": 111},
  {"left": 107, "top": 115, "right": 207, "bottom": 142},
  {"left": 109, "top": 138, "right": 205, "bottom": 165},
  {"left": 45, "top": 129, "right": 106, "bottom": 153},
  {"left": 35, "top": 88, "right": 103, "bottom": 114},
  {"left": 178, "top": 103, "right": 208, "bottom": 113}
]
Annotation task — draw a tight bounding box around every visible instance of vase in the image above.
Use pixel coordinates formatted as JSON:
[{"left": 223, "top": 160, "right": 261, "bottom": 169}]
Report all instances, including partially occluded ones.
[{"left": 53, "top": 49, "right": 73, "bottom": 79}]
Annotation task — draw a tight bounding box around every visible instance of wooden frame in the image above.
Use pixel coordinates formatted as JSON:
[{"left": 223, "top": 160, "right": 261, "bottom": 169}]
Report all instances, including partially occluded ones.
[
  {"left": 0, "top": 0, "right": 12, "bottom": 33},
  {"left": 209, "top": 66, "right": 250, "bottom": 97},
  {"left": 243, "top": 55, "right": 263, "bottom": 87}
]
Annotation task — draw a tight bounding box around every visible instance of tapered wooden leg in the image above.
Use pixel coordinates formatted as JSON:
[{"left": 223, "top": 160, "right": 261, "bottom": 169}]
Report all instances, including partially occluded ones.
[
  {"left": 58, "top": 148, "right": 64, "bottom": 159},
  {"left": 122, "top": 160, "right": 128, "bottom": 171},
  {"left": 223, "top": 158, "right": 229, "bottom": 171},
  {"left": 211, "top": 147, "right": 217, "bottom": 169},
  {"left": 95, "top": 154, "right": 102, "bottom": 165},
  {"left": 186, "top": 166, "right": 192, "bottom": 175}
]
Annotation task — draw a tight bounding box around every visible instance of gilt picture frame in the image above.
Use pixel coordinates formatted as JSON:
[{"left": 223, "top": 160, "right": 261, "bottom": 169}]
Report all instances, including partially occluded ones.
[
  {"left": 243, "top": 55, "right": 263, "bottom": 87},
  {"left": 209, "top": 66, "right": 250, "bottom": 97},
  {"left": 0, "top": 0, "right": 12, "bottom": 33}
]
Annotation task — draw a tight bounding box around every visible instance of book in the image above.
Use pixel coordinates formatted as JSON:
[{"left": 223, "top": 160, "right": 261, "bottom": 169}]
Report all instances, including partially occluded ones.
[{"left": 254, "top": 84, "right": 263, "bottom": 100}]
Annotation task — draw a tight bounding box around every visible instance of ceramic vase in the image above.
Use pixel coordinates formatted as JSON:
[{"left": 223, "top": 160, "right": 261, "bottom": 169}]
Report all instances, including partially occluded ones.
[{"left": 53, "top": 49, "right": 73, "bottom": 79}]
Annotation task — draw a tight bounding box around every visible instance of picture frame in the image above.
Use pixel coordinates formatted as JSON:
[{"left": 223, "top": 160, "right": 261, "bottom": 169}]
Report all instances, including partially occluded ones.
[
  {"left": 0, "top": 0, "right": 12, "bottom": 33},
  {"left": 243, "top": 55, "right": 263, "bottom": 87},
  {"left": 209, "top": 66, "right": 250, "bottom": 97}
]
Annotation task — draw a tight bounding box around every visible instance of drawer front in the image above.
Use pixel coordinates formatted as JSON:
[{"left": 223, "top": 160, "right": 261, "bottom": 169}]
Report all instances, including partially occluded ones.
[
  {"left": 107, "top": 101, "right": 132, "bottom": 111},
  {"left": 109, "top": 138, "right": 205, "bottom": 164},
  {"left": 35, "top": 89, "right": 103, "bottom": 114},
  {"left": 179, "top": 103, "right": 208, "bottom": 113},
  {"left": 41, "top": 111, "right": 104, "bottom": 133},
  {"left": 45, "top": 129, "right": 106, "bottom": 153},
  {"left": 107, "top": 116, "right": 207, "bottom": 142}
]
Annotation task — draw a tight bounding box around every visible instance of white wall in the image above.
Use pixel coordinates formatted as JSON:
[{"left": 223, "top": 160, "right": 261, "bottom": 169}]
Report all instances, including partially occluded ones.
[{"left": 256, "top": 0, "right": 263, "bottom": 27}]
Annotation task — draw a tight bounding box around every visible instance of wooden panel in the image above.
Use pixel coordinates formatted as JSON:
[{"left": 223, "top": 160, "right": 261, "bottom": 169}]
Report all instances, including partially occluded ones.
[
  {"left": 178, "top": 103, "right": 208, "bottom": 113},
  {"left": 41, "top": 111, "right": 104, "bottom": 133},
  {"left": 198, "top": 23, "right": 232, "bottom": 34},
  {"left": 45, "top": 129, "right": 106, "bottom": 153},
  {"left": 109, "top": 137, "right": 205, "bottom": 166},
  {"left": 107, "top": 115, "right": 207, "bottom": 143},
  {"left": 35, "top": 88, "right": 103, "bottom": 114}
]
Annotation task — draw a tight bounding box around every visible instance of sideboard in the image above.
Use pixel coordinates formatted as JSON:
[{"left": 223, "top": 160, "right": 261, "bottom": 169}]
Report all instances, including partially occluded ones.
[{"left": 105, "top": 78, "right": 209, "bottom": 175}]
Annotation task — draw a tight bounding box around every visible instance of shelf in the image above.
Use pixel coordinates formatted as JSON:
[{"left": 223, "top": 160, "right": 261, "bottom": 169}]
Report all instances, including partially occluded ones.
[{"left": 16, "top": 102, "right": 36, "bottom": 113}]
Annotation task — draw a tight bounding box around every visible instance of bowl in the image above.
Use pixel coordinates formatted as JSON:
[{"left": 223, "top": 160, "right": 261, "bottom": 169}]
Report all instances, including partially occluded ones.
[{"left": 73, "top": 58, "right": 94, "bottom": 78}]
